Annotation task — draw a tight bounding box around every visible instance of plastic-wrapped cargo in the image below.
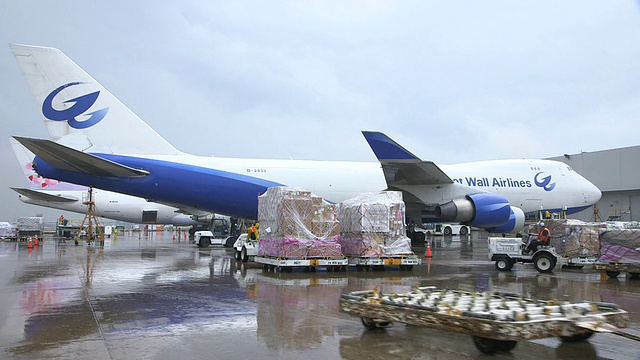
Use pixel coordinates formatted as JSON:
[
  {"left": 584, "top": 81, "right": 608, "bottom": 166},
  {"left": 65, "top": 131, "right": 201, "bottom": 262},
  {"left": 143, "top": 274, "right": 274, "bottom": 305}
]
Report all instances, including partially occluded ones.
[
  {"left": 528, "top": 219, "right": 603, "bottom": 257},
  {"left": 0, "top": 222, "right": 17, "bottom": 238},
  {"left": 337, "top": 191, "right": 412, "bottom": 257},
  {"left": 258, "top": 187, "right": 341, "bottom": 258},
  {"left": 598, "top": 229, "right": 640, "bottom": 264}
]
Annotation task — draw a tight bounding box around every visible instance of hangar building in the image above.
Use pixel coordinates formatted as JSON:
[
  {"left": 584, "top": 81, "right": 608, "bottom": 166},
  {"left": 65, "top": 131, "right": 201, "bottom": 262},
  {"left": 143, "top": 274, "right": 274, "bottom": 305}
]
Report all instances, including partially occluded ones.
[{"left": 549, "top": 145, "right": 640, "bottom": 222}]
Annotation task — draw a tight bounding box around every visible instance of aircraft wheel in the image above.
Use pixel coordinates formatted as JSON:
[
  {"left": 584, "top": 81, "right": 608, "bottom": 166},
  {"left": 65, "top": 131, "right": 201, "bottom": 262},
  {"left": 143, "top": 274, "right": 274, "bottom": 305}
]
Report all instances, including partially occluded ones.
[
  {"left": 495, "top": 258, "right": 514, "bottom": 271},
  {"left": 533, "top": 252, "right": 555, "bottom": 273},
  {"left": 606, "top": 270, "right": 620, "bottom": 278},
  {"left": 241, "top": 247, "right": 249, "bottom": 262}
]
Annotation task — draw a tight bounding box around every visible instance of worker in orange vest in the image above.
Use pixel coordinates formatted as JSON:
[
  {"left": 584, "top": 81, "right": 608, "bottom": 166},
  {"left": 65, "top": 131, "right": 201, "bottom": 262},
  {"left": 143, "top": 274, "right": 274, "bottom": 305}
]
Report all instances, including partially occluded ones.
[
  {"left": 247, "top": 223, "right": 259, "bottom": 240},
  {"left": 526, "top": 222, "right": 550, "bottom": 254}
]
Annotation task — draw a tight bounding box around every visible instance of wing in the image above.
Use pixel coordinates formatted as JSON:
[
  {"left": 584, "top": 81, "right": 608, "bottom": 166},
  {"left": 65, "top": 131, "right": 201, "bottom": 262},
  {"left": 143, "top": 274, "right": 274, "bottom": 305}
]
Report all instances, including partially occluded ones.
[{"left": 361, "top": 131, "right": 452, "bottom": 186}]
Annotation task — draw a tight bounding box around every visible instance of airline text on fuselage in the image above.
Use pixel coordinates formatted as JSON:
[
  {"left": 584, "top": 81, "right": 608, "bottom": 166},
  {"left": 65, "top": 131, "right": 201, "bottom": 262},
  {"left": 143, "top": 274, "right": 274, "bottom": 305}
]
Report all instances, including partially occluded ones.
[{"left": 453, "top": 177, "right": 532, "bottom": 188}]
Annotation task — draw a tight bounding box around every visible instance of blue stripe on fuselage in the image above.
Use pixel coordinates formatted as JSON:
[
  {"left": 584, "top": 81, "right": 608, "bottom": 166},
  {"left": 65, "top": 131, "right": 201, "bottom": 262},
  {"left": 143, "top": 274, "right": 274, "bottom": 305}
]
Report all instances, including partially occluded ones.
[{"left": 32, "top": 154, "right": 283, "bottom": 219}]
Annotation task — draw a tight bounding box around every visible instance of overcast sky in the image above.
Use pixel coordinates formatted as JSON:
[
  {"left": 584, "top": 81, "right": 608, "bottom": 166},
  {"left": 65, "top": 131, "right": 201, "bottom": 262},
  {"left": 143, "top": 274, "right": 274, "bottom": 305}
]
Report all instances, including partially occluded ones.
[{"left": 1, "top": 1, "right": 639, "bottom": 222}]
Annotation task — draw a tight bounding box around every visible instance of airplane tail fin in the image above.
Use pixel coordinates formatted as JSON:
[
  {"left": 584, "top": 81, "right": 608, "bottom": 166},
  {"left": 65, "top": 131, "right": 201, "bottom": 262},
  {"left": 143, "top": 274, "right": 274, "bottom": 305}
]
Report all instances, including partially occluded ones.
[
  {"left": 9, "top": 138, "right": 84, "bottom": 191},
  {"left": 361, "top": 131, "right": 421, "bottom": 161},
  {"left": 10, "top": 44, "right": 180, "bottom": 155}
]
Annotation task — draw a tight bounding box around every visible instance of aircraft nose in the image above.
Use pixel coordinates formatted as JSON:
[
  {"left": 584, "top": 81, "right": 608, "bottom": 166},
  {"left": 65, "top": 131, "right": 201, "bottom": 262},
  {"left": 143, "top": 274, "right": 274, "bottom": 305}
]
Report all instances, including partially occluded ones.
[{"left": 585, "top": 181, "right": 602, "bottom": 204}]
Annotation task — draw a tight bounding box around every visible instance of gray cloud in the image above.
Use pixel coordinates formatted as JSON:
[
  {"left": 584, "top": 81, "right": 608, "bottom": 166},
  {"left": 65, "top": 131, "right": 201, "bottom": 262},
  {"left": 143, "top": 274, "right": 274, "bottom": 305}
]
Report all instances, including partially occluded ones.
[{"left": 1, "top": 1, "right": 639, "bottom": 221}]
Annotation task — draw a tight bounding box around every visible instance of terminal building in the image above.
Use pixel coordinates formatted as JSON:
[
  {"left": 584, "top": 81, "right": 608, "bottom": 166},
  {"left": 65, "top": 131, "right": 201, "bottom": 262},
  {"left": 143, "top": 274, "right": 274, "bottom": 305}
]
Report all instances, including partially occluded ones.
[{"left": 549, "top": 145, "right": 640, "bottom": 222}]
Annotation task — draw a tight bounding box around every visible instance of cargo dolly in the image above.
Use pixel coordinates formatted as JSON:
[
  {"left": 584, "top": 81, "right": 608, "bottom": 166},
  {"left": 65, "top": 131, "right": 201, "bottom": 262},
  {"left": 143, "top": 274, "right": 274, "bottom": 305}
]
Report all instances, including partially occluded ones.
[
  {"left": 339, "top": 286, "right": 632, "bottom": 354},
  {"left": 254, "top": 255, "right": 349, "bottom": 273},
  {"left": 348, "top": 255, "right": 422, "bottom": 271},
  {"left": 594, "top": 262, "right": 640, "bottom": 279}
]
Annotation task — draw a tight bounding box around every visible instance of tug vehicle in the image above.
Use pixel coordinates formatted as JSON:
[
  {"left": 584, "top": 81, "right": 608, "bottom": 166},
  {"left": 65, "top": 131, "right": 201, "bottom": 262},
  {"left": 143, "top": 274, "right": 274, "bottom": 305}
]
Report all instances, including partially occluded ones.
[{"left": 488, "top": 235, "right": 562, "bottom": 273}]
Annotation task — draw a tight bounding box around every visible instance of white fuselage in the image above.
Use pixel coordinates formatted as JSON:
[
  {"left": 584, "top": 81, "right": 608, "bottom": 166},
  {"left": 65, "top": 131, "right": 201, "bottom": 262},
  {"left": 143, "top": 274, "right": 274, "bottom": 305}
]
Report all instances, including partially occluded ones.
[{"left": 17, "top": 188, "right": 200, "bottom": 225}]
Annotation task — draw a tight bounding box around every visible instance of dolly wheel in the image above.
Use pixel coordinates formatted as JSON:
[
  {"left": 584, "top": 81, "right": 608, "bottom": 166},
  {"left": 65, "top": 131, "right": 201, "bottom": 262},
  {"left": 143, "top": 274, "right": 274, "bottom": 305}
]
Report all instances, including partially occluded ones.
[
  {"left": 559, "top": 331, "right": 594, "bottom": 343},
  {"left": 497, "top": 340, "right": 517, "bottom": 352},
  {"left": 606, "top": 270, "right": 620, "bottom": 278},
  {"left": 360, "top": 317, "right": 390, "bottom": 330},
  {"left": 472, "top": 336, "right": 501, "bottom": 354}
]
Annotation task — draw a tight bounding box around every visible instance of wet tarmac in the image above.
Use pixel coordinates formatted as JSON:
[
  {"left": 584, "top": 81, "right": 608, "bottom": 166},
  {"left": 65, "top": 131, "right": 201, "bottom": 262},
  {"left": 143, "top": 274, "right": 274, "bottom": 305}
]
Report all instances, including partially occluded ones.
[{"left": 1, "top": 232, "right": 639, "bottom": 360}]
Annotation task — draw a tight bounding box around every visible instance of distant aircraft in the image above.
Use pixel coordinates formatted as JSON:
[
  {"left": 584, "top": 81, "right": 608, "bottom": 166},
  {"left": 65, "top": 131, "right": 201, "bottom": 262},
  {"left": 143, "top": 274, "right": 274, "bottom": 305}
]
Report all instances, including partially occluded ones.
[
  {"left": 9, "top": 138, "right": 204, "bottom": 226},
  {"left": 10, "top": 44, "right": 601, "bottom": 233}
]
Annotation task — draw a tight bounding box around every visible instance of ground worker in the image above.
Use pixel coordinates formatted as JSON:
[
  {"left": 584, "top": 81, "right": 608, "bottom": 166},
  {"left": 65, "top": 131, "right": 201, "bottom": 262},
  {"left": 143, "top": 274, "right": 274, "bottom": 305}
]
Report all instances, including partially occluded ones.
[
  {"left": 247, "top": 223, "right": 259, "bottom": 240},
  {"left": 526, "top": 222, "right": 550, "bottom": 254}
]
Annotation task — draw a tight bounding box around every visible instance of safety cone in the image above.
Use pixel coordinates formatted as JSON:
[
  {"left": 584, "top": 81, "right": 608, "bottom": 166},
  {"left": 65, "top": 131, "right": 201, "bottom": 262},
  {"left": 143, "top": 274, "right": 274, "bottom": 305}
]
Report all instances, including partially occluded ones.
[
  {"left": 426, "top": 242, "right": 432, "bottom": 258},
  {"left": 34, "top": 235, "right": 39, "bottom": 246},
  {"left": 27, "top": 237, "right": 33, "bottom": 249}
]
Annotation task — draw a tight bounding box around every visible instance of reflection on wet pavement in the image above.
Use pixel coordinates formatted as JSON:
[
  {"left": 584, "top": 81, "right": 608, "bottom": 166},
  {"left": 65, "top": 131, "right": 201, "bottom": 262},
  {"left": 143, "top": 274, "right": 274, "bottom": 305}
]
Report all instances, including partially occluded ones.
[{"left": 1, "top": 232, "right": 639, "bottom": 359}]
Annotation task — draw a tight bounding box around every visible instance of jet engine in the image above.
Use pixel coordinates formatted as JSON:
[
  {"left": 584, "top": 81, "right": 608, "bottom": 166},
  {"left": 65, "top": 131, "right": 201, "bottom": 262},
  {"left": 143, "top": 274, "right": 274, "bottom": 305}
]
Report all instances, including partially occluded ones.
[
  {"left": 490, "top": 206, "right": 525, "bottom": 233},
  {"left": 435, "top": 193, "right": 524, "bottom": 232}
]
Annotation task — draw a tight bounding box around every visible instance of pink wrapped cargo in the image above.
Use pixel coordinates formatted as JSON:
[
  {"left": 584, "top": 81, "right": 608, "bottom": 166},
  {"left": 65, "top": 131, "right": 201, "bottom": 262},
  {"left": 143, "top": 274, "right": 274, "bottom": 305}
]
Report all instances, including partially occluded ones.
[
  {"left": 258, "top": 187, "right": 341, "bottom": 258},
  {"left": 337, "top": 191, "right": 413, "bottom": 257},
  {"left": 598, "top": 229, "right": 640, "bottom": 264}
]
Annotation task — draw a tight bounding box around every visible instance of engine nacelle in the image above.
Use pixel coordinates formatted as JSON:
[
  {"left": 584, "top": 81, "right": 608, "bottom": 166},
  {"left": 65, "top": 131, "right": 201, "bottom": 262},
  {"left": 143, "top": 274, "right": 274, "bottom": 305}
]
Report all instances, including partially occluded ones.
[
  {"left": 435, "top": 193, "right": 511, "bottom": 228},
  {"left": 190, "top": 214, "right": 213, "bottom": 223},
  {"left": 490, "top": 206, "right": 525, "bottom": 233}
]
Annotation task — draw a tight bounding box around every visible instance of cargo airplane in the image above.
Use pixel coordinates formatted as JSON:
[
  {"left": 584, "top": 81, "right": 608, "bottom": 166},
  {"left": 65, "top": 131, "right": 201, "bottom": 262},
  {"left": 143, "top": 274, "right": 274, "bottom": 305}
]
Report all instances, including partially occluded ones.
[
  {"left": 9, "top": 139, "right": 205, "bottom": 226},
  {"left": 10, "top": 44, "right": 601, "bottom": 233}
]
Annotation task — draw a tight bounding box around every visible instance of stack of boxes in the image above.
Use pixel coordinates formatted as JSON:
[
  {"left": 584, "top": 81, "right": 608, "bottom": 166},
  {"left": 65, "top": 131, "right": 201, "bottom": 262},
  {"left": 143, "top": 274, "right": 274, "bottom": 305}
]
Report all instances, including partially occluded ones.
[
  {"left": 258, "top": 187, "right": 341, "bottom": 258},
  {"left": 337, "top": 191, "right": 412, "bottom": 257}
]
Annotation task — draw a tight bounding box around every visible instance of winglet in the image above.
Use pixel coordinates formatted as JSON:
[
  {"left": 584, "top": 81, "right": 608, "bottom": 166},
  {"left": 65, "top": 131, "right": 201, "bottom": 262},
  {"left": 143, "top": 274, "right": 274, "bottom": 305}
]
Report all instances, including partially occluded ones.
[{"left": 361, "top": 131, "right": 421, "bottom": 161}]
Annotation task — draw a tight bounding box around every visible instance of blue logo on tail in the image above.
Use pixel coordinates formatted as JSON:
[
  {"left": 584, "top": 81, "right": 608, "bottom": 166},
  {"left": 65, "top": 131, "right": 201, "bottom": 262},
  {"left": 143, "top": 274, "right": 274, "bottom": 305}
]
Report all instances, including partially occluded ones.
[
  {"left": 42, "top": 82, "right": 108, "bottom": 129},
  {"left": 534, "top": 172, "right": 556, "bottom": 191}
]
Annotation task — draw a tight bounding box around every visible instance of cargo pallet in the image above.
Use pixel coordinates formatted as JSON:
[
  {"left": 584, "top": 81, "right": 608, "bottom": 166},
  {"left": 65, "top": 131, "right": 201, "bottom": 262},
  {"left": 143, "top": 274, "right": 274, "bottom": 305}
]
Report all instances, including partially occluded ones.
[
  {"left": 594, "top": 262, "right": 640, "bottom": 279},
  {"left": 339, "top": 286, "right": 630, "bottom": 354},
  {"left": 253, "top": 255, "right": 349, "bottom": 273},
  {"left": 348, "top": 255, "right": 422, "bottom": 271}
]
